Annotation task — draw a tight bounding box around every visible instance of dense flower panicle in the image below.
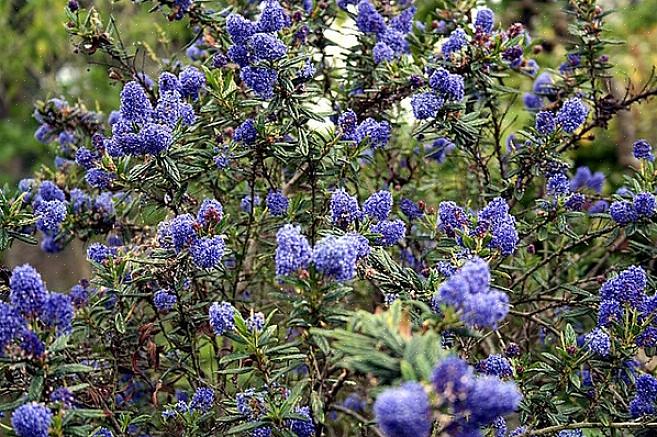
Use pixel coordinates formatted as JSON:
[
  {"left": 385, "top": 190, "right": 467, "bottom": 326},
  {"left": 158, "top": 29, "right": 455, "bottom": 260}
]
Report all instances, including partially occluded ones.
[
  {"left": 190, "top": 236, "right": 225, "bottom": 269},
  {"left": 523, "top": 92, "right": 543, "bottom": 111},
  {"left": 587, "top": 171, "right": 605, "bottom": 193},
  {"left": 565, "top": 193, "right": 586, "bottom": 211},
  {"left": 353, "top": 118, "right": 392, "bottom": 148},
  {"left": 190, "top": 387, "right": 215, "bottom": 412},
  {"left": 179, "top": 66, "right": 206, "bottom": 99},
  {"left": 69, "top": 283, "right": 89, "bottom": 307},
  {"left": 598, "top": 299, "right": 622, "bottom": 326},
  {"left": 20, "top": 330, "right": 45, "bottom": 356},
  {"left": 75, "top": 147, "right": 97, "bottom": 170},
  {"left": 633, "top": 139, "right": 654, "bottom": 161},
  {"left": 234, "top": 118, "right": 257, "bottom": 145},
  {"left": 241, "top": 66, "right": 278, "bottom": 99},
  {"left": 10, "top": 264, "right": 48, "bottom": 315},
  {"left": 556, "top": 98, "right": 588, "bottom": 133},
  {"left": 257, "top": 0, "right": 291, "bottom": 33},
  {"left": 158, "top": 72, "right": 181, "bottom": 93},
  {"left": 475, "top": 7, "right": 494, "bottom": 33},
  {"left": 312, "top": 235, "right": 361, "bottom": 281},
  {"left": 197, "top": 198, "right": 224, "bottom": 225},
  {"left": 634, "top": 192, "right": 656, "bottom": 217},
  {"left": 209, "top": 301, "right": 236, "bottom": 335},
  {"left": 363, "top": 190, "right": 392, "bottom": 221},
  {"left": 266, "top": 190, "right": 289, "bottom": 216},
  {"left": 120, "top": 81, "right": 153, "bottom": 123},
  {"left": 438, "top": 201, "right": 468, "bottom": 237},
  {"left": 356, "top": 0, "right": 386, "bottom": 34},
  {"left": 599, "top": 266, "right": 647, "bottom": 306},
  {"left": 35, "top": 200, "right": 67, "bottom": 236},
  {"left": 411, "top": 92, "right": 443, "bottom": 119},
  {"left": 138, "top": 122, "right": 173, "bottom": 154},
  {"left": 275, "top": 224, "right": 312, "bottom": 276},
  {"left": 546, "top": 174, "right": 570, "bottom": 197},
  {"left": 247, "top": 312, "right": 266, "bottom": 332},
  {"left": 442, "top": 28, "right": 468, "bottom": 56},
  {"left": 570, "top": 166, "right": 592, "bottom": 190},
  {"left": 371, "top": 219, "right": 406, "bottom": 246},
  {"left": 429, "top": 68, "right": 465, "bottom": 101},
  {"left": 610, "top": 200, "right": 638, "bottom": 225},
  {"left": 636, "top": 327, "right": 657, "bottom": 348},
  {"left": 236, "top": 388, "right": 267, "bottom": 420},
  {"left": 153, "top": 290, "right": 177, "bottom": 312},
  {"left": 399, "top": 198, "right": 423, "bottom": 220},
  {"left": 535, "top": 111, "right": 556, "bottom": 135},
  {"left": 330, "top": 189, "right": 362, "bottom": 228},
  {"left": 337, "top": 110, "right": 358, "bottom": 139},
  {"left": 288, "top": 406, "right": 315, "bottom": 437},
  {"left": 167, "top": 213, "right": 198, "bottom": 250},
  {"left": 476, "top": 355, "right": 513, "bottom": 378},
  {"left": 373, "top": 42, "right": 395, "bottom": 64},
  {"left": 227, "top": 13, "right": 256, "bottom": 44},
  {"left": 154, "top": 90, "right": 195, "bottom": 126},
  {"left": 374, "top": 382, "right": 431, "bottom": 437},
  {"left": 249, "top": 33, "right": 288, "bottom": 61},
  {"left": 585, "top": 328, "right": 611, "bottom": 357},
  {"left": 0, "top": 302, "right": 25, "bottom": 351},
  {"left": 227, "top": 44, "right": 252, "bottom": 67},
  {"left": 40, "top": 293, "right": 74, "bottom": 335},
  {"left": 11, "top": 403, "right": 53, "bottom": 437},
  {"left": 87, "top": 242, "right": 115, "bottom": 263},
  {"left": 467, "top": 376, "right": 523, "bottom": 425},
  {"left": 50, "top": 387, "right": 75, "bottom": 407}
]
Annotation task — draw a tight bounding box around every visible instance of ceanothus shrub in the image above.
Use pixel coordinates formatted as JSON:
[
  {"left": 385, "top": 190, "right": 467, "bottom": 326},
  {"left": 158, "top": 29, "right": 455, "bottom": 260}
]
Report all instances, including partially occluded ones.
[{"left": 2, "top": 0, "right": 657, "bottom": 435}]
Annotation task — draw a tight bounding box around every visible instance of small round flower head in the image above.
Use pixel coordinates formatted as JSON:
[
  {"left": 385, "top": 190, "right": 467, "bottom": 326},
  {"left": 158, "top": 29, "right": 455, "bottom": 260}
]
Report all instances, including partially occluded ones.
[
  {"left": 297, "top": 59, "right": 316, "bottom": 80},
  {"left": 460, "top": 289, "right": 510, "bottom": 328},
  {"left": 373, "top": 42, "right": 394, "bottom": 64},
  {"left": 636, "top": 327, "right": 657, "bottom": 348},
  {"left": 399, "top": 198, "right": 423, "bottom": 220},
  {"left": 179, "top": 66, "right": 206, "bottom": 100},
  {"left": 442, "top": 28, "right": 468, "bottom": 56},
  {"left": 346, "top": 232, "right": 371, "bottom": 259},
  {"left": 610, "top": 200, "right": 638, "bottom": 225},
  {"left": 630, "top": 396, "right": 655, "bottom": 418},
  {"left": 10, "top": 264, "right": 48, "bottom": 315},
  {"left": 190, "top": 236, "right": 225, "bottom": 269},
  {"left": 546, "top": 173, "right": 570, "bottom": 197},
  {"left": 588, "top": 199, "right": 608, "bottom": 214},
  {"left": 75, "top": 147, "right": 97, "bottom": 170},
  {"left": 356, "top": 0, "right": 385, "bottom": 34},
  {"left": 138, "top": 122, "right": 173, "bottom": 154},
  {"left": 20, "top": 330, "right": 45, "bottom": 357},
  {"left": 288, "top": 406, "right": 315, "bottom": 437},
  {"left": 584, "top": 328, "right": 611, "bottom": 357},
  {"left": 353, "top": 118, "right": 392, "bottom": 149},
  {"left": 476, "top": 354, "right": 513, "bottom": 378},
  {"left": 570, "top": 166, "right": 592, "bottom": 190},
  {"left": 247, "top": 312, "right": 265, "bottom": 332},
  {"left": 266, "top": 190, "right": 289, "bottom": 216},
  {"left": 40, "top": 292, "right": 74, "bottom": 335},
  {"left": 240, "top": 66, "right": 278, "bottom": 100},
  {"left": 565, "top": 192, "right": 586, "bottom": 211},
  {"left": 0, "top": 302, "right": 25, "bottom": 351},
  {"left": 226, "top": 13, "right": 256, "bottom": 44},
  {"left": 330, "top": 189, "right": 362, "bottom": 228},
  {"left": 363, "top": 190, "right": 392, "bottom": 221},
  {"left": 213, "top": 52, "right": 228, "bottom": 68},
  {"left": 587, "top": 171, "right": 605, "bottom": 193},
  {"left": 69, "top": 283, "right": 89, "bottom": 307},
  {"left": 429, "top": 69, "right": 464, "bottom": 101},
  {"left": 533, "top": 72, "right": 554, "bottom": 95},
  {"left": 466, "top": 376, "right": 522, "bottom": 425},
  {"left": 153, "top": 290, "right": 177, "bottom": 312},
  {"left": 234, "top": 119, "right": 257, "bottom": 145},
  {"left": 34, "top": 124, "right": 53, "bottom": 144},
  {"left": 85, "top": 168, "right": 116, "bottom": 189},
  {"left": 475, "top": 7, "right": 494, "bottom": 33},
  {"left": 557, "top": 431, "right": 583, "bottom": 437},
  {"left": 197, "top": 198, "right": 224, "bottom": 225},
  {"left": 535, "top": 111, "right": 556, "bottom": 135},
  {"left": 50, "top": 387, "right": 75, "bottom": 408},
  {"left": 227, "top": 44, "right": 251, "bottom": 67},
  {"left": 87, "top": 242, "right": 115, "bottom": 264},
  {"left": 35, "top": 200, "right": 67, "bottom": 236},
  {"left": 257, "top": 0, "right": 291, "bottom": 33},
  {"left": 338, "top": 110, "right": 358, "bottom": 139},
  {"left": 374, "top": 382, "right": 431, "bottom": 437},
  {"left": 523, "top": 92, "right": 543, "bottom": 111},
  {"left": 168, "top": 213, "right": 198, "bottom": 250},
  {"left": 11, "top": 403, "right": 52, "bottom": 437},
  {"left": 556, "top": 98, "right": 588, "bottom": 133},
  {"left": 431, "top": 356, "right": 474, "bottom": 402},
  {"left": 158, "top": 71, "right": 181, "bottom": 93},
  {"left": 190, "top": 387, "right": 215, "bottom": 412},
  {"left": 312, "top": 235, "right": 360, "bottom": 281},
  {"left": 248, "top": 33, "right": 288, "bottom": 61},
  {"left": 634, "top": 192, "right": 656, "bottom": 217},
  {"left": 275, "top": 224, "right": 312, "bottom": 276},
  {"left": 120, "top": 81, "right": 152, "bottom": 123},
  {"left": 371, "top": 219, "right": 406, "bottom": 246},
  {"left": 209, "top": 301, "right": 236, "bottom": 335},
  {"left": 411, "top": 92, "right": 443, "bottom": 120},
  {"left": 633, "top": 139, "right": 654, "bottom": 162},
  {"left": 241, "top": 194, "right": 261, "bottom": 213},
  {"left": 438, "top": 201, "right": 469, "bottom": 237}
]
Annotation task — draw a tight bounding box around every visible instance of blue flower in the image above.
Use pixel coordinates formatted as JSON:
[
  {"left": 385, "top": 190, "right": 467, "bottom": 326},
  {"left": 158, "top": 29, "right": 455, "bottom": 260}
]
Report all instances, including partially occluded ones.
[
  {"left": 247, "top": 312, "right": 265, "bottom": 332},
  {"left": 241, "top": 194, "right": 261, "bottom": 213},
  {"left": 190, "top": 387, "right": 215, "bottom": 412},
  {"left": 442, "top": 28, "right": 468, "bottom": 56},
  {"left": 20, "top": 330, "right": 45, "bottom": 357},
  {"left": 248, "top": 33, "right": 288, "bottom": 61},
  {"left": 10, "top": 264, "right": 48, "bottom": 315},
  {"left": 240, "top": 66, "right": 278, "bottom": 99},
  {"left": 75, "top": 147, "right": 97, "bottom": 170},
  {"left": 587, "top": 171, "right": 605, "bottom": 193},
  {"left": 374, "top": 382, "right": 431, "bottom": 437},
  {"left": 466, "top": 376, "right": 522, "bottom": 425},
  {"left": 535, "top": 111, "right": 556, "bottom": 135},
  {"left": 330, "top": 189, "right": 362, "bottom": 228},
  {"left": 556, "top": 98, "right": 588, "bottom": 133},
  {"left": 411, "top": 92, "right": 443, "bottom": 119},
  {"left": 438, "top": 201, "right": 468, "bottom": 237},
  {"left": 475, "top": 7, "right": 494, "bottom": 33},
  {"left": 0, "top": 302, "right": 25, "bottom": 351},
  {"left": 533, "top": 72, "right": 554, "bottom": 95},
  {"left": 50, "top": 387, "right": 75, "bottom": 408},
  {"left": 598, "top": 299, "right": 623, "bottom": 326},
  {"left": 228, "top": 44, "right": 252, "bottom": 67},
  {"left": 570, "top": 166, "right": 591, "bottom": 190},
  {"left": 370, "top": 219, "right": 406, "bottom": 246},
  {"left": 209, "top": 301, "right": 236, "bottom": 335},
  {"left": 634, "top": 192, "right": 656, "bottom": 217},
  {"left": 153, "top": 290, "right": 177, "bottom": 312},
  {"left": 257, "top": 0, "right": 291, "bottom": 33},
  {"left": 337, "top": 110, "right": 358, "bottom": 139},
  {"left": 523, "top": 92, "right": 543, "bottom": 111},
  {"left": 356, "top": 0, "right": 386, "bottom": 34},
  {"left": 190, "top": 236, "right": 225, "bottom": 269},
  {"left": 120, "top": 81, "right": 152, "bottom": 123},
  {"left": 399, "top": 198, "right": 423, "bottom": 220},
  {"left": 426, "top": 137, "right": 456, "bottom": 162},
  {"left": 476, "top": 354, "right": 513, "bottom": 378},
  {"left": 158, "top": 72, "right": 181, "bottom": 94},
  {"left": 266, "top": 190, "right": 289, "bottom": 216},
  {"left": 610, "top": 200, "right": 638, "bottom": 225},
  {"left": 87, "top": 242, "right": 115, "bottom": 264},
  {"left": 584, "top": 328, "right": 611, "bottom": 357},
  {"left": 234, "top": 119, "right": 258, "bottom": 145},
  {"left": 179, "top": 66, "right": 206, "bottom": 100},
  {"left": 40, "top": 292, "right": 74, "bottom": 335},
  {"left": 312, "top": 235, "right": 361, "bottom": 281},
  {"left": 353, "top": 118, "right": 391, "bottom": 148},
  {"left": 93, "top": 427, "right": 114, "bottom": 437},
  {"left": 546, "top": 173, "right": 570, "bottom": 197},
  {"left": 138, "top": 122, "right": 173, "bottom": 154},
  {"left": 275, "top": 224, "right": 312, "bottom": 276},
  {"left": 565, "top": 193, "right": 586, "bottom": 211},
  {"left": 197, "top": 198, "right": 224, "bottom": 225},
  {"left": 165, "top": 213, "right": 198, "bottom": 250},
  {"left": 226, "top": 13, "right": 256, "bottom": 44},
  {"left": 633, "top": 139, "right": 654, "bottom": 161},
  {"left": 35, "top": 200, "right": 67, "bottom": 236},
  {"left": 85, "top": 168, "right": 116, "bottom": 189},
  {"left": 363, "top": 190, "right": 392, "bottom": 221},
  {"left": 288, "top": 406, "right": 315, "bottom": 437},
  {"left": 373, "top": 42, "right": 394, "bottom": 64},
  {"left": 11, "top": 403, "right": 53, "bottom": 437},
  {"left": 429, "top": 68, "right": 464, "bottom": 101}
]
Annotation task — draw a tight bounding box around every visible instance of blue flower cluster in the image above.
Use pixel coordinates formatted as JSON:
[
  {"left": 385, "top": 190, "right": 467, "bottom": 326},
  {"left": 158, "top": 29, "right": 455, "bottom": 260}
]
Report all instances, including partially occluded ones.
[
  {"left": 411, "top": 67, "right": 465, "bottom": 120},
  {"left": 354, "top": 1, "right": 415, "bottom": 64},
  {"left": 153, "top": 290, "right": 177, "bottom": 312},
  {"left": 209, "top": 301, "right": 236, "bottom": 336},
  {"left": 432, "top": 257, "right": 510, "bottom": 328},
  {"left": 337, "top": 110, "right": 392, "bottom": 149},
  {"left": 11, "top": 402, "right": 53, "bottom": 437},
  {"left": 629, "top": 374, "right": 657, "bottom": 417},
  {"left": 375, "top": 355, "right": 521, "bottom": 437},
  {"left": 610, "top": 191, "right": 656, "bottom": 225},
  {"left": 634, "top": 139, "right": 654, "bottom": 162},
  {"left": 225, "top": 1, "right": 291, "bottom": 99},
  {"left": 157, "top": 199, "right": 226, "bottom": 269}
]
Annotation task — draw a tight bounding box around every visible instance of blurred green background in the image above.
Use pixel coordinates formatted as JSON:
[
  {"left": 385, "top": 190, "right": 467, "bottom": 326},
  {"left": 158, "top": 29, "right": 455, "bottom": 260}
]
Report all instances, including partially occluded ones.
[{"left": 0, "top": 0, "right": 656, "bottom": 288}]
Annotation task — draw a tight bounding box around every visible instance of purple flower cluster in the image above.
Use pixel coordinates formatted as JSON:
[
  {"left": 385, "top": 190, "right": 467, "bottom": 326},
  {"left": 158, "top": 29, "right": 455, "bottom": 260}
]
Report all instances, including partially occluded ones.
[
  {"left": 266, "top": 190, "right": 289, "bottom": 216},
  {"left": 374, "top": 382, "right": 431, "bottom": 437},
  {"left": 556, "top": 98, "right": 589, "bottom": 133},
  {"left": 275, "top": 224, "right": 312, "bottom": 277},
  {"left": 433, "top": 257, "right": 510, "bottom": 328},
  {"left": 610, "top": 192, "right": 656, "bottom": 225},
  {"left": 209, "top": 301, "right": 236, "bottom": 336},
  {"left": 634, "top": 139, "right": 654, "bottom": 162},
  {"left": 11, "top": 403, "right": 53, "bottom": 437},
  {"left": 338, "top": 110, "right": 391, "bottom": 149},
  {"left": 630, "top": 374, "right": 657, "bottom": 417},
  {"left": 355, "top": 1, "right": 415, "bottom": 64},
  {"left": 312, "top": 233, "right": 370, "bottom": 281},
  {"left": 476, "top": 354, "right": 513, "bottom": 378},
  {"left": 153, "top": 290, "right": 177, "bottom": 312},
  {"left": 411, "top": 67, "right": 465, "bottom": 120}
]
